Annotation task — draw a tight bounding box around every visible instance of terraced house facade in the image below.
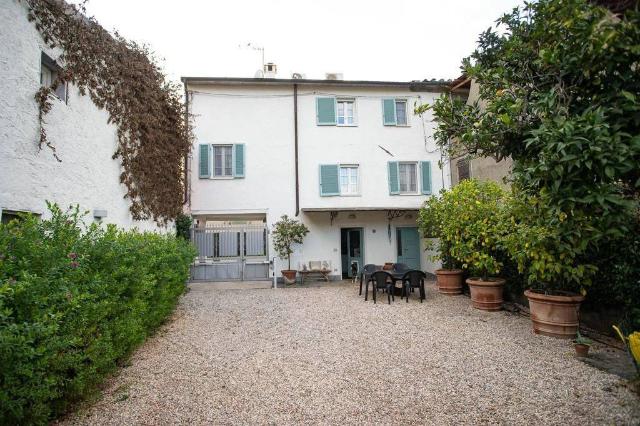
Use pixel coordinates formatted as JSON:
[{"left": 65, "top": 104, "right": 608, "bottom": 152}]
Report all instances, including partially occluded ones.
[{"left": 184, "top": 70, "right": 467, "bottom": 282}]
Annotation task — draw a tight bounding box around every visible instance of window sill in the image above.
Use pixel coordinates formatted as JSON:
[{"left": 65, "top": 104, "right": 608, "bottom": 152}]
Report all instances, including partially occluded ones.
[{"left": 337, "top": 124, "right": 358, "bottom": 127}]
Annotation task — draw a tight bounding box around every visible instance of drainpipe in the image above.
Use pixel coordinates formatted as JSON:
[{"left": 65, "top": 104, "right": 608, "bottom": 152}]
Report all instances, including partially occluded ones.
[
  {"left": 183, "top": 83, "right": 190, "bottom": 207},
  {"left": 294, "top": 83, "right": 300, "bottom": 216}
]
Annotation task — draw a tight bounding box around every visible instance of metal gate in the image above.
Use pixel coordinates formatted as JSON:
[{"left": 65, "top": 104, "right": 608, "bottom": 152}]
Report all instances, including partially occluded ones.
[{"left": 190, "top": 223, "right": 270, "bottom": 281}]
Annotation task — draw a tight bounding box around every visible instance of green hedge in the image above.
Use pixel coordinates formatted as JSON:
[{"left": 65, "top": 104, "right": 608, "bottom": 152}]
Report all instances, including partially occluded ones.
[{"left": 0, "top": 204, "right": 196, "bottom": 424}]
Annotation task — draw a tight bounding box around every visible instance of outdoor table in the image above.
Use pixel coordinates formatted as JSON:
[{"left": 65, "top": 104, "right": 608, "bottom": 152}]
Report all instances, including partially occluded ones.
[{"left": 360, "top": 267, "right": 406, "bottom": 297}]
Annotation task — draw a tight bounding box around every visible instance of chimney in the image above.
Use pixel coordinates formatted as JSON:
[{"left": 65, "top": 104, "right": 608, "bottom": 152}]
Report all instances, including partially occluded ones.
[
  {"left": 325, "top": 72, "right": 343, "bottom": 80},
  {"left": 263, "top": 62, "right": 277, "bottom": 78}
]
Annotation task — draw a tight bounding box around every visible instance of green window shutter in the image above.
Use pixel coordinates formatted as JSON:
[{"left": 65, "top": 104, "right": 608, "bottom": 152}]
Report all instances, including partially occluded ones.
[
  {"left": 420, "top": 161, "right": 432, "bottom": 194},
  {"left": 199, "top": 144, "right": 210, "bottom": 178},
  {"left": 316, "top": 97, "right": 337, "bottom": 125},
  {"left": 319, "top": 164, "right": 340, "bottom": 196},
  {"left": 388, "top": 161, "right": 399, "bottom": 195},
  {"left": 382, "top": 98, "right": 397, "bottom": 126},
  {"left": 233, "top": 144, "right": 245, "bottom": 178}
]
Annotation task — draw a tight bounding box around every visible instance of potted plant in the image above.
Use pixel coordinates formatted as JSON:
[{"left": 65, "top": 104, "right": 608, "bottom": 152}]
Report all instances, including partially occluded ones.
[
  {"left": 418, "top": 189, "right": 464, "bottom": 295},
  {"left": 502, "top": 193, "right": 590, "bottom": 339},
  {"left": 272, "top": 215, "right": 309, "bottom": 285},
  {"left": 573, "top": 331, "right": 592, "bottom": 358},
  {"left": 445, "top": 180, "right": 508, "bottom": 310}
]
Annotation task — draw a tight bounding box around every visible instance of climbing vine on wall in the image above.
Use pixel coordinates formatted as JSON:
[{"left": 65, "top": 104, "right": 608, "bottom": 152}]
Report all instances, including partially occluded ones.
[{"left": 24, "top": 0, "right": 191, "bottom": 223}]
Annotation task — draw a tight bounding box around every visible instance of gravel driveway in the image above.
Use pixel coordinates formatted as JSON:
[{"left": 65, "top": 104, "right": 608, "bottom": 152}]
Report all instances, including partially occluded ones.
[{"left": 63, "top": 281, "right": 639, "bottom": 425}]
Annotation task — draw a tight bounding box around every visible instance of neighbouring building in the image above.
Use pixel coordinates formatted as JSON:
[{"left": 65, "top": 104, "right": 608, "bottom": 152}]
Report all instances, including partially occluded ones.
[
  {"left": 184, "top": 68, "right": 467, "bottom": 281},
  {"left": 0, "top": 1, "right": 164, "bottom": 231},
  {"left": 448, "top": 76, "right": 513, "bottom": 188}
]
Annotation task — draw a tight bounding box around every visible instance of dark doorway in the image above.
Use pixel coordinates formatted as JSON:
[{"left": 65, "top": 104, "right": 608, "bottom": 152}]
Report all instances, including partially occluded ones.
[{"left": 340, "top": 228, "right": 363, "bottom": 279}]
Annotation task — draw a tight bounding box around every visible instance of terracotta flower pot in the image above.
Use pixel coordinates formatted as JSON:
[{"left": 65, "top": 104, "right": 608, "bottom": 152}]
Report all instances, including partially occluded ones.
[
  {"left": 574, "top": 343, "right": 590, "bottom": 358},
  {"left": 524, "top": 289, "right": 584, "bottom": 339},
  {"left": 466, "top": 277, "right": 505, "bottom": 311},
  {"left": 435, "top": 269, "right": 464, "bottom": 295},
  {"left": 282, "top": 270, "right": 297, "bottom": 284}
]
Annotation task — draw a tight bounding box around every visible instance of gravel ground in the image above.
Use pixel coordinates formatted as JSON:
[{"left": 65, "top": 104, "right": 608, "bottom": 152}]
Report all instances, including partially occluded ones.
[{"left": 62, "top": 281, "right": 640, "bottom": 425}]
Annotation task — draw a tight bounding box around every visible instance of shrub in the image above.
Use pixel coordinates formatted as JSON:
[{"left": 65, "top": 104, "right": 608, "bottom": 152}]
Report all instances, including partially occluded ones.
[
  {"left": 0, "top": 204, "right": 196, "bottom": 424},
  {"left": 500, "top": 190, "right": 598, "bottom": 294},
  {"left": 418, "top": 188, "right": 461, "bottom": 270},
  {"left": 175, "top": 213, "right": 193, "bottom": 240},
  {"left": 436, "top": 179, "right": 508, "bottom": 280}
]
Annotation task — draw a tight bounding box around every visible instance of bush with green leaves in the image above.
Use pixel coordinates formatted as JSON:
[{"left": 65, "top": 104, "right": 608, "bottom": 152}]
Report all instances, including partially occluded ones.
[
  {"left": 0, "top": 204, "right": 196, "bottom": 424},
  {"left": 432, "top": 179, "right": 508, "bottom": 280},
  {"left": 271, "top": 215, "right": 309, "bottom": 271},
  {"left": 420, "top": 0, "right": 640, "bottom": 293},
  {"left": 500, "top": 190, "right": 598, "bottom": 293},
  {"left": 418, "top": 189, "right": 461, "bottom": 270},
  {"left": 175, "top": 213, "right": 193, "bottom": 240}
]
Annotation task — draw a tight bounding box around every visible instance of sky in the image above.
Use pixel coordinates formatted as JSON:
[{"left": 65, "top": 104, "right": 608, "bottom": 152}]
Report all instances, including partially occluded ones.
[{"left": 74, "top": 0, "right": 524, "bottom": 84}]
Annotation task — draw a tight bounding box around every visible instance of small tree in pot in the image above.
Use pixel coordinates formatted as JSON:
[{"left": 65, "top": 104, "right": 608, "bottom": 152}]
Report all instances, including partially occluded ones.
[
  {"left": 418, "top": 188, "right": 464, "bottom": 295},
  {"left": 501, "top": 192, "right": 592, "bottom": 338},
  {"left": 272, "top": 215, "right": 309, "bottom": 284},
  {"left": 445, "top": 179, "right": 508, "bottom": 311}
]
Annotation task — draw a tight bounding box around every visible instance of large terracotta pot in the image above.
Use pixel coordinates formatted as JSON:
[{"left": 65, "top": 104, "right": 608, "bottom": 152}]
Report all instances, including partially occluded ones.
[
  {"left": 282, "top": 270, "right": 297, "bottom": 284},
  {"left": 524, "top": 289, "right": 584, "bottom": 339},
  {"left": 466, "top": 277, "right": 505, "bottom": 311},
  {"left": 435, "top": 269, "right": 464, "bottom": 295}
]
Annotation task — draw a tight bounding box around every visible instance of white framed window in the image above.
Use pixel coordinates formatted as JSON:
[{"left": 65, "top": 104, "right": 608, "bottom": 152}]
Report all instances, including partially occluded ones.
[
  {"left": 213, "top": 145, "right": 233, "bottom": 177},
  {"left": 337, "top": 99, "right": 356, "bottom": 126},
  {"left": 339, "top": 165, "right": 359, "bottom": 195},
  {"left": 398, "top": 162, "right": 418, "bottom": 193},
  {"left": 395, "top": 100, "right": 408, "bottom": 126},
  {"left": 40, "top": 52, "right": 67, "bottom": 102}
]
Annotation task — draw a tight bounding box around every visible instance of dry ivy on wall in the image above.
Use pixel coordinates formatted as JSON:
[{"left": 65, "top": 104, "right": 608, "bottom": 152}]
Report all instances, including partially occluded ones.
[{"left": 25, "top": 0, "right": 191, "bottom": 223}]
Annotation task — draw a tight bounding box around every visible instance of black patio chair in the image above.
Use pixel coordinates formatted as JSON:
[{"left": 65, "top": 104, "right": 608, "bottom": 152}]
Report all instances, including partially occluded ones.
[
  {"left": 366, "top": 270, "right": 394, "bottom": 304},
  {"left": 359, "top": 264, "right": 381, "bottom": 296},
  {"left": 400, "top": 270, "right": 427, "bottom": 303}
]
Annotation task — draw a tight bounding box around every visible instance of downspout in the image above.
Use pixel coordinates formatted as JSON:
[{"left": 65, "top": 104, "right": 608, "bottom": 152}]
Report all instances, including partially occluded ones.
[
  {"left": 294, "top": 83, "right": 300, "bottom": 216},
  {"left": 183, "top": 82, "right": 190, "bottom": 207}
]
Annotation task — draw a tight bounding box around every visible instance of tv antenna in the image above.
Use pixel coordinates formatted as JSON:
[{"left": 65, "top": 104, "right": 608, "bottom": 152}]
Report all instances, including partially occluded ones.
[{"left": 239, "top": 42, "right": 265, "bottom": 68}]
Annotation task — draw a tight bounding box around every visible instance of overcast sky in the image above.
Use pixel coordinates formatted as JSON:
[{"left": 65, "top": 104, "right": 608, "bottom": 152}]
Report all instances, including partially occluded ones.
[{"left": 75, "top": 0, "right": 524, "bottom": 83}]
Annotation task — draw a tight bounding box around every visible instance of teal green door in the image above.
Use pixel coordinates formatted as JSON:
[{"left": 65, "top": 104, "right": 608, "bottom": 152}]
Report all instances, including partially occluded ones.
[{"left": 397, "top": 227, "right": 421, "bottom": 270}]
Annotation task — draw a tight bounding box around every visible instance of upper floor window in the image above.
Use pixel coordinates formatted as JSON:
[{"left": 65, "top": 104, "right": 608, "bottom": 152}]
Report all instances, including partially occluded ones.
[
  {"left": 337, "top": 99, "right": 355, "bottom": 126},
  {"left": 316, "top": 97, "right": 357, "bottom": 126},
  {"left": 382, "top": 98, "right": 409, "bottom": 126},
  {"left": 457, "top": 158, "right": 470, "bottom": 181},
  {"left": 199, "top": 143, "right": 245, "bottom": 179},
  {"left": 40, "top": 52, "right": 67, "bottom": 103},
  {"left": 213, "top": 145, "right": 233, "bottom": 177},
  {"left": 339, "top": 165, "right": 359, "bottom": 195}
]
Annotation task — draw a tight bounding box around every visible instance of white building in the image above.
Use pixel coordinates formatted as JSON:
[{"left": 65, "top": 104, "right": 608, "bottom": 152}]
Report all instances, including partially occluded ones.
[
  {"left": 0, "top": 1, "right": 164, "bottom": 231},
  {"left": 185, "top": 69, "right": 464, "bottom": 281}
]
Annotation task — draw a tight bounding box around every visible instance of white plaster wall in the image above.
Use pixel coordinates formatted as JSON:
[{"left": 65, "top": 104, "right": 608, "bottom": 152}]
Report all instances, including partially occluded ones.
[
  {"left": 299, "top": 211, "right": 439, "bottom": 276},
  {"left": 298, "top": 86, "right": 449, "bottom": 210},
  {"left": 187, "top": 82, "right": 449, "bottom": 276},
  {"left": 0, "top": 1, "right": 167, "bottom": 232}
]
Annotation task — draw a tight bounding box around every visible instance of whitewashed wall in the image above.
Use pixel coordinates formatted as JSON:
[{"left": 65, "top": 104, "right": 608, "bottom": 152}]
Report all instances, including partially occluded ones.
[
  {"left": 0, "top": 1, "right": 167, "bottom": 232},
  {"left": 188, "top": 81, "right": 449, "bottom": 276},
  {"left": 298, "top": 85, "right": 449, "bottom": 210}
]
